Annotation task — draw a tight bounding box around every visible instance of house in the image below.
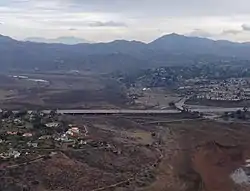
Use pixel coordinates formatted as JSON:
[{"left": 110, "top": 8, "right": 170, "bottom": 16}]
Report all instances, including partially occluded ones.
[
  {"left": 55, "top": 134, "right": 73, "bottom": 142},
  {"left": 45, "top": 122, "right": 60, "bottom": 128},
  {"left": 38, "top": 111, "right": 46, "bottom": 117},
  {"left": 23, "top": 133, "right": 33, "bottom": 137},
  {"left": 27, "top": 142, "right": 38, "bottom": 148},
  {"left": 38, "top": 135, "right": 52, "bottom": 140},
  {"left": 49, "top": 152, "right": 57, "bottom": 157},
  {"left": 14, "top": 119, "right": 22, "bottom": 125},
  {"left": 29, "top": 114, "right": 37, "bottom": 121},
  {"left": 66, "top": 127, "right": 80, "bottom": 136},
  {"left": 10, "top": 150, "right": 21, "bottom": 158},
  {"left": 71, "top": 127, "right": 80, "bottom": 134},
  {"left": 142, "top": 88, "right": 151, "bottom": 91},
  {"left": 56, "top": 133, "right": 66, "bottom": 141},
  {"left": 7, "top": 131, "right": 18, "bottom": 135},
  {"left": 0, "top": 149, "right": 21, "bottom": 159},
  {"left": 79, "top": 140, "right": 87, "bottom": 145}
]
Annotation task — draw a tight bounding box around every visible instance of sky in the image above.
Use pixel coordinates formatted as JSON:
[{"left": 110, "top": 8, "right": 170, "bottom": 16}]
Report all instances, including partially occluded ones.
[{"left": 1, "top": 0, "right": 250, "bottom": 42}]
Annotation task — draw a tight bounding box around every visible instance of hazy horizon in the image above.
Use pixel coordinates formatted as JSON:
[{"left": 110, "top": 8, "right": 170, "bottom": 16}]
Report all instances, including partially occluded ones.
[
  {"left": 1, "top": 0, "right": 250, "bottom": 42},
  {"left": 1, "top": 32, "right": 250, "bottom": 44}
]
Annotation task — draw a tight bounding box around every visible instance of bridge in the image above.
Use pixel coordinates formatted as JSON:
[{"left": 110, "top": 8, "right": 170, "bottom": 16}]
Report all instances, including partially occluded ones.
[{"left": 56, "top": 109, "right": 181, "bottom": 115}]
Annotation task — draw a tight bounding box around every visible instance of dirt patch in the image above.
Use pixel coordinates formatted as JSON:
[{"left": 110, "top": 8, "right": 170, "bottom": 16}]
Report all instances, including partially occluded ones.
[
  {"left": 143, "top": 120, "right": 250, "bottom": 191},
  {"left": 186, "top": 97, "right": 250, "bottom": 108},
  {"left": 3, "top": 115, "right": 250, "bottom": 191},
  {"left": 38, "top": 152, "right": 119, "bottom": 191},
  {"left": 192, "top": 142, "right": 245, "bottom": 191},
  {"left": 44, "top": 88, "right": 127, "bottom": 106},
  {"left": 0, "top": 72, "right": 129, "bottom": 109}
]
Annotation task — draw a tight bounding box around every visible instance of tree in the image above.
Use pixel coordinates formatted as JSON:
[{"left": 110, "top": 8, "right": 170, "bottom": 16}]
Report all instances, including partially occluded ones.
[
  {"left": 33, "top": 122, "right": 45, "bottom": 129},
  {"left": 49, "top": 109, "right": 57, "bottom": 117},
  {"left": 243, "top": 106, "right": 248, "bottom": 113},
  {"left": 168, "top": 102, "right": 176, "bottom": 108},
  {"left": 223, "top": 112, "right": 229, "bottom": 119},
  {"left": 236, "top": 109, "right": 242, "bottom": 115},
  {"left": 235, "top": 109, "right": 246, "bottom": 120},
  {"left": 2, "top": 110, "right": 14, "bottom": 118},
  {"left": 14, "top": 110, "right": 28, "bottom": 118},
  {"left": 199, "top": 112, "right": 204, "bottom": 118}
]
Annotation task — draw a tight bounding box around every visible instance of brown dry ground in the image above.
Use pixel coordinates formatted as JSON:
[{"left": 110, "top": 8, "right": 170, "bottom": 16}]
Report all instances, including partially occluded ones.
[
  {"left": 0, "top": 116, "right": 160, "bottom": 191},
  {"left": 0, "top": 73, "right": 128, "bottom": 109},
  {"left": 128, "top": 87, "right": 180, "bottom": 109},
  {"left": 0, "top": 73, "right": 181, "bottom": 110},
  {"left": 186, "top": 97, "right": 250, "bottom": 108},
  {"left": 2, "top": 116, "right": 250, "bottom": 191},
  {"left": 137, "top": 120, "right": 250, "bottom": 191}
]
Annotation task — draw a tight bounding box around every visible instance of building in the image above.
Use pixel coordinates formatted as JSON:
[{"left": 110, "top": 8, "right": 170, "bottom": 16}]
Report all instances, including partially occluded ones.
[
  {"left": 0, "top": 149, "right": 21, "bottom": 159},
  {"left": 66, "top": 127, "right": 80, "bottom": 136},
  {"left": 7, "top": 131, "right": 18, "bottom": 135},
  {"left": 27, "top": 142, "right": 38, "bottom": 148},
  {"left": 38, "top": 135, "right": 52, "bottom": 140},
  {"left": 45, "top": 122, "right": 60, "bottom": 128},
  {"left": 23, "top": 133, "right": 33, "bottom": 137}
]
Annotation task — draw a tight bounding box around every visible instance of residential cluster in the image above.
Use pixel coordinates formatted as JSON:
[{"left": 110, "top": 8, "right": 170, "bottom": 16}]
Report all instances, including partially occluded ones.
[
  {"left": 179, "top": 78, "right": 250, "bottom": 101},
  {"left": 0, "top": 110, "right": 122, "bottom": 165}
]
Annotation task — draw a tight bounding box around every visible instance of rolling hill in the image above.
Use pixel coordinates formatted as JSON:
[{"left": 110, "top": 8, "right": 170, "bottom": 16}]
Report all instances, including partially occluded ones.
[{"left": 1, "top": 33, "right": 250, "bottom": 72}]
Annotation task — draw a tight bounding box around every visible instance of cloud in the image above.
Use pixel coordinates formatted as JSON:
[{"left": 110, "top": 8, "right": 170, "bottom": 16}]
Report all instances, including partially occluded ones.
[
  {"left": 222, "top": 29, "right": 241, "bottom": 35},
  {"left": 187, "top": 29, "right": 214, "bottom": 38},
  {"left": 242, "top": 24, "right": 250, "bottom": 31},
  {"left": 1, "top": 0, "right": 250, "bottom": 42},
  {"left": 88, "top": 21, "right": 127, "bottom": 27},
  {"left": 59, "top": 0, "right": 250, "bottom": 17},
  {"left": 68, "top": 28, "right": 77, "bottom": 31}
]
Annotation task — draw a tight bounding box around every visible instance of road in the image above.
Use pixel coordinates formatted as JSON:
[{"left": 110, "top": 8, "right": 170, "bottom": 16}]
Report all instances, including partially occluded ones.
[
  {"left": 55, "top": 107, "right": 244, "bottom": 115},
  {"left": 175, "top": 97, "right": 245, "bottom": 113},
  {"left": 55, "top": 95, "right": 244, "bottom": 115},
  {"left": 2, "top": 156, "right": 45, "bottom": 170},
  {"left": 142, "top": 118, "right": 202, "bottom": 124},
  {"left": 56, "top": 109, "right": 181, "bottom": 114},
  {"left": 175, "top": 97, "right": 189, "bottom": 110},
  {"left": 8, "top": 97, "right": 244, "bottom": 116},
  {"left": 189, "top": 107, "right": 243, "bottom": 113}
]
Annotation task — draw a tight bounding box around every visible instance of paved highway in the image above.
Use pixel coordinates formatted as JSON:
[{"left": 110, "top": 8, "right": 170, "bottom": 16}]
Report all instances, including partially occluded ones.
[
  {"left": 56, "top": 109, "right": 181, "bottom": 114},
  {"left": 2, "top": 97, "right": 243, "bottom": 115},
  {"left": 55, "top": 107, "right": 244, "bottom": 115}
]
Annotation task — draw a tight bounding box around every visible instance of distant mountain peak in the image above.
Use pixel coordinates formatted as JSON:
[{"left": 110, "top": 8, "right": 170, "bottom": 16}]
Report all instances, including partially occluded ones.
[
  {"left": 110, "top": 39, "right": 146, "bottom": 45},
  {"left": 0, "top": 34, "right": 16, "bottom": 42},
  {"left": 0, "top": 34, "right": 12, "bottom": 39},
  {"left": 157, "top": 33, "right": 212, "bottom": 41},
  {"left": 1, "top": 33, "right": 250, "bottom": 74},
  {"left": 24, "top": 36, "right": 93, "bottom": 45},
  {"left": 150, "top": 33, "right": 188, "bottom": 42},
  {"left": 167, "top": 33, "right": 182, "bottom": 37},
  {"left": 149, "top": 32, "right": 215, "bottom": 46}
]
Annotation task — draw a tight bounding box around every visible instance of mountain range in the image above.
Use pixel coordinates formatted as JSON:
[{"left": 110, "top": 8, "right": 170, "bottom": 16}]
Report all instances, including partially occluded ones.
[{"left": 1, "top": 33, "right": 250, "bottom": 72}]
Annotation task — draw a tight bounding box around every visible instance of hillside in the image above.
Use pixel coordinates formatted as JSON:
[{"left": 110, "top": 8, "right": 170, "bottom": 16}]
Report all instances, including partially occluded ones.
[{"left": 1, "top": 34, "right": 250, "bottom": 72}]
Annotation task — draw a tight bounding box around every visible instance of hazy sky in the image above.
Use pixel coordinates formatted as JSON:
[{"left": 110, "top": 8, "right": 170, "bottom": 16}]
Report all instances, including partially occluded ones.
[{"left": 1, "top": 0, "right": 250, "bottom": 42}]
